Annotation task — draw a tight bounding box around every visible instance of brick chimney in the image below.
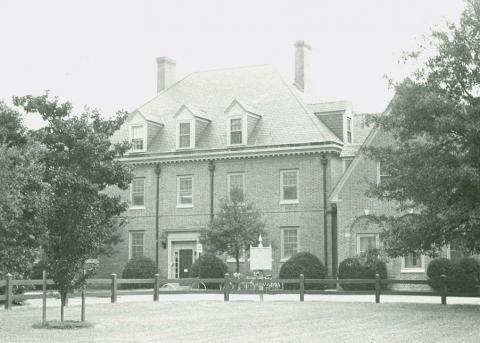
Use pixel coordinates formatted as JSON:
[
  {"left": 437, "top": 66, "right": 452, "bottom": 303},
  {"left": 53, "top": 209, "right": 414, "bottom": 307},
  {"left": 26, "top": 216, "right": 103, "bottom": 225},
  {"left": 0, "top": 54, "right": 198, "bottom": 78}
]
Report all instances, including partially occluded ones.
[
  {"left": 294, "top": 40, "right": 312, "bottom": 94},
  {"left": 156, "top": 57, "right": 176, "bottom": 93}
]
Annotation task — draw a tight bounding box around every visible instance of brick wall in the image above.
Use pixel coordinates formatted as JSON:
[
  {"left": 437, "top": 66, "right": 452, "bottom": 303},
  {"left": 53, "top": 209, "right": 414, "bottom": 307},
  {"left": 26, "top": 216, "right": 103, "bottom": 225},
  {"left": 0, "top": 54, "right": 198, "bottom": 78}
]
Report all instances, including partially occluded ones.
[{"left": 97, "top": 153, "right": 342, "bottom": 278}]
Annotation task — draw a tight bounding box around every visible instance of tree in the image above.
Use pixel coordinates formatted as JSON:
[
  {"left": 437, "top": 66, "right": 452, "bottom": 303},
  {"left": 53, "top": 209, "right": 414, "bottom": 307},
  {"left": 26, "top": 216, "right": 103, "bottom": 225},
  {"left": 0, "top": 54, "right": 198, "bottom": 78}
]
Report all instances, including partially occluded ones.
[
  {"left": 13, "top": 93, "right": 131, "bottom": 321},
  {"left": 365, "top": 0, "right": 480, "bottom": 257},
  {"left": 0, "top": 103, "right": 49, "bottom": 279},
  {"left": 201, "top": 189, "right": 266, "bottom": 273}
]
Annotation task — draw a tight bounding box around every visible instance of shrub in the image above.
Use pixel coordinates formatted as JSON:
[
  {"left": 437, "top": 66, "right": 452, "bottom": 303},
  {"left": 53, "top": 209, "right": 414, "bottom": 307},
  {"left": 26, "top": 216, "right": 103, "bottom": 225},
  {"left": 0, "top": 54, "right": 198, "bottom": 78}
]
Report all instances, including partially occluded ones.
[
  {"left": 427, "top": 258, "right": 455, "bottom": 291},
  {"left": 427, "top": 257, "right": 480, "bottom": 293},
  {"left": 452, "top": 258, "right": 480, "bottom": 293},
  {"left": 279, "top": 252, "right": 326, "bottom": 290},
  {"left": 189, "top": 253, "right": 228, "bottom": 289},
  {"left": 121, "top": 256, "right": 157, "bottom": 289},
  {"left": 338, "top": 249, "right": 387, "bottom": 291}
]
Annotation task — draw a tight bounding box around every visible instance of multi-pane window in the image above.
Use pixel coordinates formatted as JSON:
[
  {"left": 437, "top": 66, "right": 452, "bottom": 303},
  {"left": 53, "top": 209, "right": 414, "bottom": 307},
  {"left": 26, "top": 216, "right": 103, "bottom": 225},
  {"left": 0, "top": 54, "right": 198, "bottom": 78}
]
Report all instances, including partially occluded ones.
[
  {"left": 179, "top": 122, "right": 191, "bottom": 148},
  {"left": 131, "top": 125, "right": 144, "bottom": 151},
  {"left": 228, "top": 173, "right": 244, "bottom": 201},
  {"left": 280, "top": 170, "right": 299, "bottom": 203},
  {"left": 131, "top": 178, "right": 145, "bottom": 207},
  {"left": 404, "top": 253, "right": 422, "bottom": 269},
  {"left": 130, "top": 231, "right": 144, "bottom": 258},
  {"left": 177, "top": 176, "right": 193, "bottom": 206},
  {"left": 230, "top": 118, "right": 242, "bottom": 145},
  {"left": 282, "top": 228, "right": 299, "bottom": 259},
  {"left": 357, "top": 234, "right": 379, "bottom": 254},
  {"left": 346, "top": 117, "right": 352, "bottom": 144},
  {"left": 377, "top": 161, "right": 392, "bottom": 185}
]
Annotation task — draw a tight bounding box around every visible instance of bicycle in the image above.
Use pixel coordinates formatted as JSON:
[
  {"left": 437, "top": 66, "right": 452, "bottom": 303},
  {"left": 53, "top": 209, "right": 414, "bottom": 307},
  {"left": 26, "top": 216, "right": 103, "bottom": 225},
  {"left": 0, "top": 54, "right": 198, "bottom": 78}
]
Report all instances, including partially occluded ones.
[{"left": 190, "top": 278, "right": 207, "bottom": 291}]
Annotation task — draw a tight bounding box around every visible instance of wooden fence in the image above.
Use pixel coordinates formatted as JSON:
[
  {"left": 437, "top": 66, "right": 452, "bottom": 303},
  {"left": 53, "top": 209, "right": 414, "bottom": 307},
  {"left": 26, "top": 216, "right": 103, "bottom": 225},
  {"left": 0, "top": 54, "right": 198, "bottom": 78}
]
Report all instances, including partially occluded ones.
[{"left": 2, "top": 272, "right": 479, "bottom": 313}]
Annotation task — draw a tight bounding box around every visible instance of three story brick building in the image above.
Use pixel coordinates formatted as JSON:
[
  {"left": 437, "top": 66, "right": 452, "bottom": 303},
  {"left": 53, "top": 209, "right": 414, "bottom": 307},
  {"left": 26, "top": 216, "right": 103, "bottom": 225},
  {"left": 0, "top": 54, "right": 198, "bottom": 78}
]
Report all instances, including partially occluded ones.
[{"left": 98, "top": 41, "right": 432, "bottom": 282}]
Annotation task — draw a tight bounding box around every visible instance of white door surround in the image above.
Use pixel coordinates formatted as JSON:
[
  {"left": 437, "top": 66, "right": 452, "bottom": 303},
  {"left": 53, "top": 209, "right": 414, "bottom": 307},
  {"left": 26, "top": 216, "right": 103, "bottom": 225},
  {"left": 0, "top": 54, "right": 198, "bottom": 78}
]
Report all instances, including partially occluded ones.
[{"left": 167, "top": 230, "right": 201, "bottom": 279}]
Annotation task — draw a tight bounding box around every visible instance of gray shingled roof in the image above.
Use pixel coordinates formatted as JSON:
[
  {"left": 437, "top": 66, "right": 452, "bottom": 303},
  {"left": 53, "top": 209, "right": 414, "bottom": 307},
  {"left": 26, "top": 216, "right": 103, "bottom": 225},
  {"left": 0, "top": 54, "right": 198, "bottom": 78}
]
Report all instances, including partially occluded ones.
[{"left": 118, "top": 65, "right": 343, "bottom": 153}]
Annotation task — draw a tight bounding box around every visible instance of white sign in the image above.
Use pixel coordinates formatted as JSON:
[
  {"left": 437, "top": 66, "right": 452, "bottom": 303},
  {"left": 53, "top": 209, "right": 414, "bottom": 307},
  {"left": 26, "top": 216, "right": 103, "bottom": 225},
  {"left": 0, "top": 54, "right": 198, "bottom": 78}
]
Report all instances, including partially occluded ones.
[
  {"left": 250, "top": 246, "right": 272, "bottom": 271},
  {"left": 196, "top": 243, "right": 203, "bottom": 253}
]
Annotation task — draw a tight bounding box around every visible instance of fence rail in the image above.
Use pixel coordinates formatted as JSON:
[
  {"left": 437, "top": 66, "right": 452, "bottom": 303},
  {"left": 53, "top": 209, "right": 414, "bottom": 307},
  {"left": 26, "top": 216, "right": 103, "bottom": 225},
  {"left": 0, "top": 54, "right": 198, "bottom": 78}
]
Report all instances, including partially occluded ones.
[{"left": 1, "top": 272, "right": 479, "bottom": 311}]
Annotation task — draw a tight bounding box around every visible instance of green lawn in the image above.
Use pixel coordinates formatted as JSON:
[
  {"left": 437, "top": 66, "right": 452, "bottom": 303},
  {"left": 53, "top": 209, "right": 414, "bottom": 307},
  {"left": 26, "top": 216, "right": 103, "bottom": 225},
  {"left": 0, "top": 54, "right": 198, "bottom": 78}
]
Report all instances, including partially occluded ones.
[{"left": 1, "top": 300, "right": 480, "bottom": 342}]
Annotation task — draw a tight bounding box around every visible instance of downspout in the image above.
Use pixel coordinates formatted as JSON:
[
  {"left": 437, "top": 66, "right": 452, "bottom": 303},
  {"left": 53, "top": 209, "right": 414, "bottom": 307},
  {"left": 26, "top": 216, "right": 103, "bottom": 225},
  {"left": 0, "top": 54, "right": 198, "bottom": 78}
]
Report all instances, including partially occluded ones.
[
  {"left": 208, "top": 160, "right": 215, "bottom": 221},
  {"left": 331, "top": 203, "right": 338, "bottom": 278},
  {"left": 321, "top": 154, "right": 329, "bottom": 275},
  {"left": 154, "top": 163, "right": 161, "bottom": 274}
]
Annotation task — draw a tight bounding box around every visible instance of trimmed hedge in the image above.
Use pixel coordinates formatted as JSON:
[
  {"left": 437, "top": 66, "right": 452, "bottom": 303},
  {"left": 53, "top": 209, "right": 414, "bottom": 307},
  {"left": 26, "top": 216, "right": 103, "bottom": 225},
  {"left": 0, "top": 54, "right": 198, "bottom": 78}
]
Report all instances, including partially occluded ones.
[
  {"left": 279, "top": 252, "right": 326, "bottom": 290},
  {"left": 426, "top": 258, "right": 455, "bottom": 291},
  {"left": 189, "top": 253, "right": 228, "bottom": 289},
  {"left": 427, "top": 257, "right": 480, "bottom": 293},
  {"left": 338, "top": 249, "right": 387, "bottom": 291},
  {"left": 121, "top": 256, "right": 157, "bottom": 289}
]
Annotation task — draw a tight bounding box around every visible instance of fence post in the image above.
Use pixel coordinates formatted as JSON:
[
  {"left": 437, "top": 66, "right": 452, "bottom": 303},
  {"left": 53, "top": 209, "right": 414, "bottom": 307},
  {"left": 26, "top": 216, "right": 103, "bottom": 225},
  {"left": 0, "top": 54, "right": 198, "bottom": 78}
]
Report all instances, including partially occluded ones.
[
  {"left": 375, "top": 273, "right": 381, "bottom": 304},
  {"left": 441, "top": 274, "right": 447, "bottom": 305},
  {"left": 42, "top": 270, "right": 47, "bottom": 325},
  {"left": 81, "top": 269, "right": 86, "bottom": 322},
  {"left": 299, "top": 274, "right": 305, "bottom": 302},
  {"left": 111, "top": 273, "right": 117, "bottom": 303},
  {"left": 223, "top": 273, "right": 230, "bottom": 302},
  {"left": 153, "top": 274, "right": 160, "bottom": 301},
  {"left": 5, "top": 273, "right": 12, "bottom": 310}
]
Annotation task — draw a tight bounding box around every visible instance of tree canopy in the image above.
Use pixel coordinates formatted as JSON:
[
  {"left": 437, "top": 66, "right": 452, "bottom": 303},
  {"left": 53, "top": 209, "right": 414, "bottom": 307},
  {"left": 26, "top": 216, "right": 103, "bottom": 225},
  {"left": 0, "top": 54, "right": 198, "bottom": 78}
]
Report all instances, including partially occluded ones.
[
  {"left": 365, "top": 0, "right": 480, "bottom": 257},
  {"left": 0, "top": 104, "right": 49, "bottom": 278},
  {"left": 201, "top": 189, "right": 266, "bottom": 273},
  {"left": 12, "top": 93, "right": 131, "bottom": 320}
]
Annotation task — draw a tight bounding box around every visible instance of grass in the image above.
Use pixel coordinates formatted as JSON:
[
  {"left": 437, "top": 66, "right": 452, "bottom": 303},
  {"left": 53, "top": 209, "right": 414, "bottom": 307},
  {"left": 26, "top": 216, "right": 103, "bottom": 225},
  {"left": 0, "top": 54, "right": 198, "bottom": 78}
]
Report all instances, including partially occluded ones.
[
  {"left": 32, "top": 320, "right": 93, "bottom": 330},
  {"left": 1, "top": 299, "right": 480, "bottom": 342}
]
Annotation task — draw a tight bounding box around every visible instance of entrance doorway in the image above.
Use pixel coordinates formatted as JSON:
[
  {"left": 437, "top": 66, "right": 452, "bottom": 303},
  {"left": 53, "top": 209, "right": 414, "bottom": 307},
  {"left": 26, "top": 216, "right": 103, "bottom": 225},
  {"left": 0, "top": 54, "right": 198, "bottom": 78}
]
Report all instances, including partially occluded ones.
[{"left": 171, "top": 241, "right": 196, "bottom": 279}]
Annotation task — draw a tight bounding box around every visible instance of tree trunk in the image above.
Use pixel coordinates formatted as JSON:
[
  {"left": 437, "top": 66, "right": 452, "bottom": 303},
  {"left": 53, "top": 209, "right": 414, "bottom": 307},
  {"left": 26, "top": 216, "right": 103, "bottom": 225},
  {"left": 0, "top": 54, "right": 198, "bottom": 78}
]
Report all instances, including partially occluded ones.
[
  {"left": 60, "top": 291, "right": 67, "bottom": 322},
  {"left": 236, "top": 256, "right": 240, "bottom": 273}
]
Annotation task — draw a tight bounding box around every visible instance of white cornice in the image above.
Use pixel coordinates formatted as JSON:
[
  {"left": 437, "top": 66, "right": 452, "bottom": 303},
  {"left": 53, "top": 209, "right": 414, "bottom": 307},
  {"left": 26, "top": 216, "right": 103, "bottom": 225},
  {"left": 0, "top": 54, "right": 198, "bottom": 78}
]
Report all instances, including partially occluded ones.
[{"left": 120, "top": 142, "right": 342, "bottom": 165}]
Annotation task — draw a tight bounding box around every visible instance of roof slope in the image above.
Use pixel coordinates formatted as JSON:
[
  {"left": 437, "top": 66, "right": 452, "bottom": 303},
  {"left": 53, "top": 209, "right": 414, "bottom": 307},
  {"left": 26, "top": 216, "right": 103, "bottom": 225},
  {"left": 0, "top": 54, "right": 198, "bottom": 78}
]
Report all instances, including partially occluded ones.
[{"left": 132, "top": 65, "right": 342, "bottom": 152}]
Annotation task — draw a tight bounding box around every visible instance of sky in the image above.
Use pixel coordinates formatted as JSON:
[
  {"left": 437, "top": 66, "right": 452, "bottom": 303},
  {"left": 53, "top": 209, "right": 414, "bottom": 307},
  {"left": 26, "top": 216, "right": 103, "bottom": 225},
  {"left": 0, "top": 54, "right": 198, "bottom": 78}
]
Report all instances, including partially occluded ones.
[{"left": 0, "top": 0, "right": 466, "bottom": 129}]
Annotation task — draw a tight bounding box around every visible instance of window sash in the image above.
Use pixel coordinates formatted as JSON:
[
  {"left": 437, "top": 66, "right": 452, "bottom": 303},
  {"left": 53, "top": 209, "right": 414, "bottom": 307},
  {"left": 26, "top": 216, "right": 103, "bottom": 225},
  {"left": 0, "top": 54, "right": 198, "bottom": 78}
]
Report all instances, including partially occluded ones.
[
  {"left": 179, "top": 123, "right": 191, "bottom": 148},
  {"left": 358, "top": 234, "right": 378, "bottom": 254},
  {"left": 178, "top": 176, "right": 193, "bottom": 205},
  {"left": 282, "top": 228, "right": 298, "bottom": 259},
  {"left": 281, "top": 171, "right": 298, "bottom": 201},
  {"left": 230, "top": 119, "right": 242, "bottom": 144},
  {"left": 346, "top": 117, "right": 352, "bottom": 143},
  {"left": 404, "top": 253, "right": 422, "bottom": 268},
  {"left": 132, "top": 179, "right": 145, "bottom": 206},
  {"left": 228, "top": 173, "right": 244, "bottom": 199},
  {"left": 131, "top": 125, "right": 144, "bottom": 151},
  {"left": 130, "top": 232, "right": 144, "bottom": 258}
]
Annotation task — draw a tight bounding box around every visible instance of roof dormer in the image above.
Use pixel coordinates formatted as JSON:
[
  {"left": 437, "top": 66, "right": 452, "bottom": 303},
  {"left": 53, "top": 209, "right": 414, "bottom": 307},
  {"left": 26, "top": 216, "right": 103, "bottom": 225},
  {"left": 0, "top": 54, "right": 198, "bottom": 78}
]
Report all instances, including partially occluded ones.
[
  {"left": 127, "top": 110, "right": 163, "bottom": 153},
  {"left": 224, "top": 99, "right": 262, "bottom": 146},
  {"left": 174, "top": 104, "right": 210, "bottom": 150}
]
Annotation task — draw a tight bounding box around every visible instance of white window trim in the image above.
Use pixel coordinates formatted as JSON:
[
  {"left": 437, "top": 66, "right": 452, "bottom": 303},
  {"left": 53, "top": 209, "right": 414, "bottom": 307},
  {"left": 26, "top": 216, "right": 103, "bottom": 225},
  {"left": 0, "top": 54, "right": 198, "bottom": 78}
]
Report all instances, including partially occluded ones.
[
  {"left": 176, "top": 175, "right": 194, "bottom": 208},
  {"left": 280, "top": 227, "right": 300, "bottom": 262},
  {"left": 128, "top": 231, "right": 145, "bottom": 260},
  {"left": 129, "top": 124, "right": 147, "bottom": 153},
  {"left": 356, "top": 233, "right": 380, "bottom": 254},
  {"left": 176, "top": 120, "right": 195, "bottom": 150},
  {"left": 346, "top": 117, "right": 352, "bottom": 144},
  {"left": 376, "top": 161, "right": 391, "bottom": 185},
  {"left": 400, "top": 254, "right": 425, "bottom": 273},
  {"left": 227, "top": 172, "right": 245, "bottom": 200},
  {"left": 129, "top": 178, "right": 146, "bottom": 210},
  {"left": 280, "top": 169, "right": 299, "bottom": 204},
  {"left": 227, "top": 115, "right": 247, "bottom": 146}
]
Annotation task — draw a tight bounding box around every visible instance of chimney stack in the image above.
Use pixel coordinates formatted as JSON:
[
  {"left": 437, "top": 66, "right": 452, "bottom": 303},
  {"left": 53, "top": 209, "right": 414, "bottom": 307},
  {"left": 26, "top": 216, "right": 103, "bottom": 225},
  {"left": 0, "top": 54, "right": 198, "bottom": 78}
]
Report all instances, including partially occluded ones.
[
  {"left": 294, "top": 40, "right": 312, "bottom": 94},
  {"left": 156, "top": 57, "right": 176, "bottom": 93}
]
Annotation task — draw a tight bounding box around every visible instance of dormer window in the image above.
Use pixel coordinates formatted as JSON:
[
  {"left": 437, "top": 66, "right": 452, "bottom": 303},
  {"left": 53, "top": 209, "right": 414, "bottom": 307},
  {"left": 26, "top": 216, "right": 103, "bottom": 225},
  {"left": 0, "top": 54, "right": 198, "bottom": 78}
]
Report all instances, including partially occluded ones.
[
  {"left": 178, "top": 121, "right": 191, "bottom": 149},
  {"left": 131, "top": 125, "right": 145, "bottom": 152},
  {"left": 346, "top": 117, "right": 352, "bottom": 144},
  {"left": 230, "top": 118, "right": 243, "bottom": 145}
]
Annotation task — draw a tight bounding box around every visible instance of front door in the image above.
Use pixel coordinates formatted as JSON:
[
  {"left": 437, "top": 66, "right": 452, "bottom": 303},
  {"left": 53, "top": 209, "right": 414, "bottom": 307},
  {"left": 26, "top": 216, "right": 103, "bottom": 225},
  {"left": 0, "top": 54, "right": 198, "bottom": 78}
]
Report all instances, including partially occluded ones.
[{"left": 179, "top": 249, "right": 193, "bottom": 278}]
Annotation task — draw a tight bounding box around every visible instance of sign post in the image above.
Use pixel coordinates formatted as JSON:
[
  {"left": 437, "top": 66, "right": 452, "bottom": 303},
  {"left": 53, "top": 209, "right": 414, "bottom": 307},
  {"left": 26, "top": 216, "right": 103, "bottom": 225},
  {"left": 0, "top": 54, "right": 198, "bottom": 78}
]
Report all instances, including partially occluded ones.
[{"left": 249, "top": 235, "right": 272, "bottom": 301}]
